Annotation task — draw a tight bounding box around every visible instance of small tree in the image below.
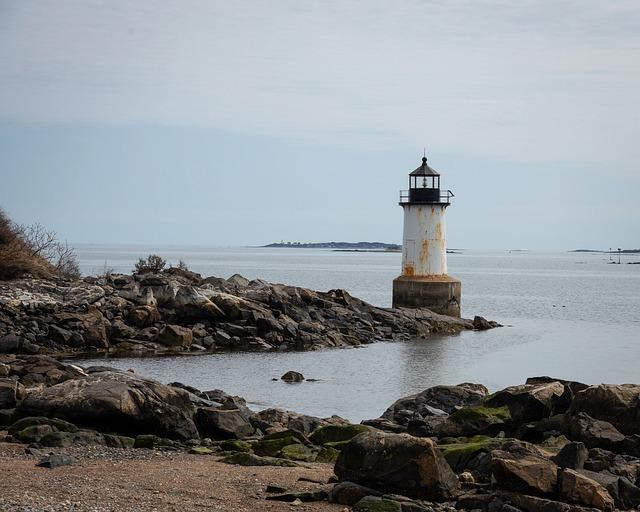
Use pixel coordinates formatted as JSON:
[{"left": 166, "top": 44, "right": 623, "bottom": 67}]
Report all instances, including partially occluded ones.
[{"left": 134, "top": 254, "right": 166, "bottom": 274}]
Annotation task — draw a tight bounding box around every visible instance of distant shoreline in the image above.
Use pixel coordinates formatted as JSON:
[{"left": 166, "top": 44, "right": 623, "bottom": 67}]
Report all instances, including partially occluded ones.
[
  {"left": 263, "top": 241, "right": 401, "bottom": 250},
  {"left": 570, "top": 249, "right": 640, "bottom": 254}
]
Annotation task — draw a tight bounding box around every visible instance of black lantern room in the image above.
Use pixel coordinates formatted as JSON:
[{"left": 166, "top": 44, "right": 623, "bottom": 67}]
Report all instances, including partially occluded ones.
[{"left": 408, "top": 156, "right": 441, "bottom": 203}]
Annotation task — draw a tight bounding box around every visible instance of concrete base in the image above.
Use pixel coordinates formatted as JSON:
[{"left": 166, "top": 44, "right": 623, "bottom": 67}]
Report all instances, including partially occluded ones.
[{"left": 392, "top": 275, "right": 461, "bottom": 317}]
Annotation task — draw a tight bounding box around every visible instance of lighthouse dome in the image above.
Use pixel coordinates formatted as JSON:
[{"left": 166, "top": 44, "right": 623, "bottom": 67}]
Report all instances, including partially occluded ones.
[{"left": 410, "top": 156, "right": 440, "bottom": 176}]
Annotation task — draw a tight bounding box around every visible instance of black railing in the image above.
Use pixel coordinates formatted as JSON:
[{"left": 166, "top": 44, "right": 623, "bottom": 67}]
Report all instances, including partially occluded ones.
[{"left": 399, "top": 189, "right": 454, "bottom": 204}]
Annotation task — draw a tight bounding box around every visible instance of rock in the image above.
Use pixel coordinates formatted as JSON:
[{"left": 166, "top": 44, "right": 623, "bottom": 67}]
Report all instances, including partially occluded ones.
[
  {"left": 47, "top": 325, "right": 72, "bottom": 345},
  {"left": 133, "top": 434, "right": 182, "bottom": 449},
  {"left": 157, "top": 324, "right": 193, "bottom": 348},
  {"left": 280, "top": 443, "right": 315, "bottom": 462},
  {"left": 189, "top": 446, "right": 214, "bottom": 455},
  {"left": 459, "top": 471, "right": 475, "bottom": 483},
  {"left": 439, "top": 405, "right": 511, "bottom": 436},
  {"left": 37, "top": 454, "right": 76, "bottom": 469},
  {"left": 485, "top": 381, "right": 565, "bottom": 423},
  {"left": 0, "top": 378, "right": 25, "bottom": 408},
  {"left": 584, "top": 448, "right": 640, "bottom": 481},
  {"left": 281, "top": 371, "right": 304, "bottom": 383},
  {"left": 560, "top": 468, "right": 615, "bottom": 511},
  {"left": 310, "top": 424, "right": 370, "bottom": 445},
  {"left": 438, "top": 435, "right": 502, "bottom": 474},
  {"left": 329, "top": 482, "right": 383, "bottom": 505},
  {"left": 0, "top": 334, "right": 21, "bottom": 353},
  {"left": 126, "top": 305, "right": 160, "bottom": 327},
  {"left": 54, "top": 307, "right": 110, "bottom": 348},
  {"left": 552, "top": 442, "right": 588, "bottom": 469},
  {"left": 174, "top": 286, "right": 225, "bottom": 320},
  {"left": 195, "top": 407, "right": 255, "bottom": 439},
  {"left": 577, "top": 468, "right": 640, "bottom": 510},
  {"left": 266, "top": 484, "right": 288, "bottom": 493},
  {"left": 352, "top": 496, "right": 403, "bottom": 512},
  {"left": 253, "top": 430, "right": 312, "bottom": 457},
  {"left": 265, "top": 489, "right": 329, "bottom": 502},
  {"left": 491, "top": 448, "right": 558, "bottom": 494},
  {"left": 335, "top": 431, "right": 460, "bottom": 500},
  {"left": 473, "top": 316, "right": 493, "bottom": 330},
  {"left": 569, "top": 384, "right": 640, "bottom": 435},
  {"left": 227, "top": 274, "right": 250, "bottom": 287},
  {"left": 217, "top": 439, "right": 253, "bottom": 453},
  {"left": 18, "top": 371, "right": 198, "bottom": 440},
  {"left": 316, "top": 446, "right": 340, "bottom": 463},
  {"left": 499, "top": 492, "right": 597, "bottom": 512},
  {"left": 220, "top": 452, "right": 300, "bottom": 467},
  {"left": 0, "top": 363, "right": 9, "bottom": 376},
  {"left": 566, "top": 413, "right": 625, "bottom": 450},
  {"left": 380, "top": 384, "right": 487, "bottom": 427}
]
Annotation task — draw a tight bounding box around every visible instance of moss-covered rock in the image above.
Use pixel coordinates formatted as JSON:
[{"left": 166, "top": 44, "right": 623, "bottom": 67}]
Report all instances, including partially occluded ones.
[
  {"left": 309, "top": 423, "right": 370, "bottom": 445},
  {"left": 253, "top": 436, "right": 302, "bottom": 457},
  {"left": 280, "top": 443, "right": 315, "bottom": 462},
  {"left": 217, "top": 439, "right": 253, "bottom": 453},
  {"left": 189, "top": 446, "right": 214, "bottom": 455},
  {"left": 353, "top": 496, "right": 403, "bottom": 512},
  {"left": 8, "top": 416, "right": 78, "bottom": 435},
  {"left": 315, "top": 445, "right": 340, "bottom": 463},
  {"left": 133, "top": 434, "right": 182, "bottom": 449},
  {"left": 438, "top": 435, "right": 501, "bottom": 472},
  {"left": 439, "top": 405, "right": 511, "bottom": 436}
]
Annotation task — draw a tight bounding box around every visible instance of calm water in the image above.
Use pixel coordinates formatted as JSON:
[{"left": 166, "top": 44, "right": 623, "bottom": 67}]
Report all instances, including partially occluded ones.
[{"left": 74, "top": 246, "right": 640, "bottom": 422}]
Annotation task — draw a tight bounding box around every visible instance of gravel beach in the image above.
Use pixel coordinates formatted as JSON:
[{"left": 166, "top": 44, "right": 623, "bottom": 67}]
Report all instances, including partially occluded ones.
[{"left": 0, "top": 442, "right": 343, "bottom": 512}]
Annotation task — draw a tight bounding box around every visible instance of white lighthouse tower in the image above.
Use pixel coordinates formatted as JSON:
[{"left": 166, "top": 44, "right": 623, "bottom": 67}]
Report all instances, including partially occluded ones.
[{"left": 392, "top": 154, "right": 461, "bottom": 317}]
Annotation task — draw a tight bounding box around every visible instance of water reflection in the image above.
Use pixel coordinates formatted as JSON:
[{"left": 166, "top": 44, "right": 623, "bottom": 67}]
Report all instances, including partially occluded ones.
[{"left": 73, "top": 318, "right": 638, "bottom": 423}]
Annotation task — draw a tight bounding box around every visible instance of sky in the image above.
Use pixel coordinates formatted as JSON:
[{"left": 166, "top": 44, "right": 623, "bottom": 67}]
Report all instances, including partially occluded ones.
[{"left": 0, "top": 0, "right": 638, "bottom": 250}]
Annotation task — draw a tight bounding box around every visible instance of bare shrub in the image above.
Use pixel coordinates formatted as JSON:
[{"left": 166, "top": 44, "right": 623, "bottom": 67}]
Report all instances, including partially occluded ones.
[
  {"left": 53, "top": 241, "right": 81, "bottom": 280},
  {"left": 0, "top": 209, "right": 81, "bottom": 280},
  {"left": 176, "top": 259, "right": 189, "bottom": 271},
  {"left": 0, "top": 209, "right": 54, "bottom": 280},
  {"left": 134, "top": 254, "right": 167, "bottom": 274}
]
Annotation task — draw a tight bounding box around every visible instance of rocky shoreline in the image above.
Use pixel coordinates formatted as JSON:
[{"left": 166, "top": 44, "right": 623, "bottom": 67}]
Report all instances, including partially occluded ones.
[
  {"left": 1, "top": 352, "right": 640, "bottom": 511},
  {"left": 0, "top": 269, "right": 496, "bottom": 357}
]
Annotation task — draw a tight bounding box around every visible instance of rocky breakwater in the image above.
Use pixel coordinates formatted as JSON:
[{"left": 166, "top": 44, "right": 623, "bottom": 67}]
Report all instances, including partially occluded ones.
[{"left": 0, "top": 268, "right": 496, "bottom": 356}]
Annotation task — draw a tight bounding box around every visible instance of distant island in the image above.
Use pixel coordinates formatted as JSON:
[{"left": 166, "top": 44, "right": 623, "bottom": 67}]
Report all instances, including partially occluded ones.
[
  {"left": 570, "top": 249, "right": 640, "bottom": 254},
  {"left": 264, "top": 241, "right": 401, "bottom": 251}
]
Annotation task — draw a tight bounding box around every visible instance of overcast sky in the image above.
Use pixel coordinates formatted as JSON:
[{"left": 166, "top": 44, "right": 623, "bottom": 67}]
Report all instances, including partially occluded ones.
[{"left": 1, "top": 1, "right": 638, "bottom": 249}]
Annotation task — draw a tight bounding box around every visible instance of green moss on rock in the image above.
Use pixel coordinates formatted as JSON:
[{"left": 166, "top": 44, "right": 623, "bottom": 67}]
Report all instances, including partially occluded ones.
[
  {"left": 280, "top": 443, "right": 315, "bottom": 461},
  {"left": 449, "top": 406, "right": 510, "bottom": 423},
  {"left": 309, "top": 424, "right": 370, "bottom": 445}
]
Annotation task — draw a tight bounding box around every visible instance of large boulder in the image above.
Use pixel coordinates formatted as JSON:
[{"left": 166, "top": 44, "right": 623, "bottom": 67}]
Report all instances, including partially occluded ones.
[
  {"left": 334, "top": 431, "right": 460, "bottom": 500},
  {"left": 491, "top": 446, "right": 559, "bottom": 495},
  {"left": 195, "top": 407, "right": 255, "bottom": 439},
  {"left": 126, "top": 305, "right": 161, "bottom": 327},
  {"left": 485, "top": 381, "right": 565, "bottom": 423},
  {"left": 17, "top": 370, "right": 198, "bottom": 440},
  {"left": 173, "top": 286, "right": 225, "bottom": 320},
  {"left": 157, "top": 324, "right": 193, "bottom": 348},
  {"left": 380, "top": 384, "right": 487, "bottom": 427},
  {"left": 560, "top": 468, "right": 615, "bottom": 511},
  {"left": 570, "top": 384, "right": 640, "bottom": 436},
  {"left": 552, "top": 442, "right": 589, "bottom": 470},
  {"left": 566, "top": 412, "right": 625, "bottom": 450},
  {"left": 54, "top": 307, "right": 110, "bottom": 348}
]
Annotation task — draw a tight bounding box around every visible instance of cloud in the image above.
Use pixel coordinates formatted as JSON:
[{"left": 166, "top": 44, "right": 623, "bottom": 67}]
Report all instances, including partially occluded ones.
[{"left": 0, "top": 0, "right": 639, "bottom": 166}]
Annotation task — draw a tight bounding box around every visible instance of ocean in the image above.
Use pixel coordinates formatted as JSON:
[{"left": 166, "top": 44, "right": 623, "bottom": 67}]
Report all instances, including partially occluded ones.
[{"left": 73, "top": 245, "right": 640, "bottom": 422}]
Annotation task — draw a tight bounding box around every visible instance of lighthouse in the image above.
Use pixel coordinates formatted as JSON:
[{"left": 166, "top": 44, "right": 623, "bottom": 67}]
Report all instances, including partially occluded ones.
[{"left": 392, "top": 154, "right": 461, "bottom": 317}]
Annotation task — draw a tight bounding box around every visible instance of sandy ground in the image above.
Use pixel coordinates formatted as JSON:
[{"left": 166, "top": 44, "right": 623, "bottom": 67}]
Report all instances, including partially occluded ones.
[{"left": 0, "top": 442, "right": 346, "bottom": 512}]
